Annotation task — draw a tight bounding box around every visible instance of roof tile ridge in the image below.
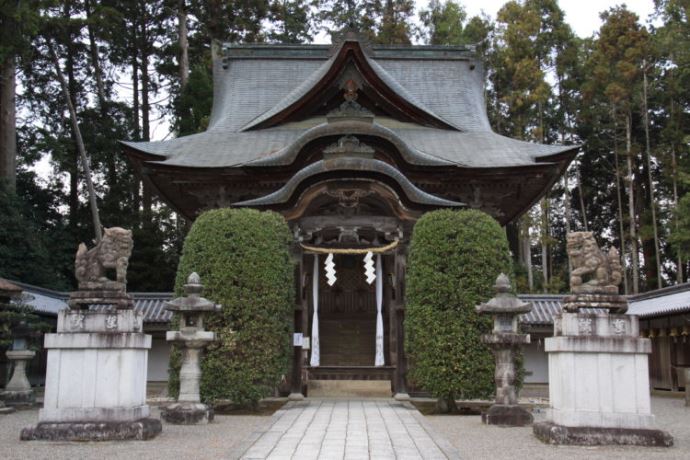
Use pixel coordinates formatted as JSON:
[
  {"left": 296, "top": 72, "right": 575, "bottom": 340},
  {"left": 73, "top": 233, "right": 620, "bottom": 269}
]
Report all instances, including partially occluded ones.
[
  {"left": 239, "top": 56, "right": 336, "bottom": 132},
  {"left": 362, "top": 54, "right": 459, "bottom": 131}
]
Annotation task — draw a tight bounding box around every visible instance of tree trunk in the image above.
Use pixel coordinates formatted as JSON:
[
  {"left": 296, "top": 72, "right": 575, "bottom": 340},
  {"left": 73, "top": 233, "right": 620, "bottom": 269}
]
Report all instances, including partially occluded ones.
[
  {"left": 178, "top": 0, "right": 189, "bottom": 89},
  {"left": 85, "top": 0, "right": 107, "bottom": 111},
  {"left": 65, "top": 28, "right": 80, "bottom": 230},
  {"left": 669, "top": 61, "right": 682, "bottom": 283},
  {"left": 613, "top": 114, "right": 629, "bottom": 294},
  {"left": 437, "top": 396, "right": 458, "bottom": 414},
  {"left": 131, "top": 43, "right": 140, "bottom": 141},
  {"left": 625, "top": 113, "right": 639, "bottom": 294},
  {"left": 642, "top": 60, "right": 662, "bottom": 289},
  {"left": 48, "top": 40, "right": 103, "bottom": 243},
  {"left": 541, "top": 198, "right": 549, "bottom": 292},
  {"left": 672, "top": 144, "right": 681, "bottom": 282},
  {"left": 139, "top": 6, "right": 152, "bottom": 224},
  {"left": 576, "top": 164, "right": 588, "bottom": 231},
  {"left": 521, "top": 219, "right": 533, "bottom": 291},
  {"left": 0, "top": 55, "right": 16, "bottom": 192}
]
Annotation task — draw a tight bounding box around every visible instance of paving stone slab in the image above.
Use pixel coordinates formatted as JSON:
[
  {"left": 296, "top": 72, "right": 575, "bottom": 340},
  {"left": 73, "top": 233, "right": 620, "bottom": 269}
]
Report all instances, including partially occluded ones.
[{"left": 233, "top": 399, "right": 461, "bottom": 459}]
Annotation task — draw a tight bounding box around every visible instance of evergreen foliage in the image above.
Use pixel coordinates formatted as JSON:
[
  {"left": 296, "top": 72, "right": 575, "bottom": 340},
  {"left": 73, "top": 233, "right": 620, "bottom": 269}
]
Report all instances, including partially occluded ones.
[
  {"left": 405, "top": 209, "right": 513, "bottom": 406},
  {"left": 0, "top": 181, "right": 67, "bottom": 288},
  {"left": 0, "top": 301, "right": 52, "bottom": 350},
  {"left": 170, "top": 208, "right": 294, "bottom": 406},
  {"left": 0, "top": 1, "right": 689, "bottom": 295}
]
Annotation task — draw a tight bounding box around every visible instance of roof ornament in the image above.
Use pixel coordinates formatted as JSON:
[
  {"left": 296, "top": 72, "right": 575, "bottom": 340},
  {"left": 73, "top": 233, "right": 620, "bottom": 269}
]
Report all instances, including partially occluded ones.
[
  {"left": 323, "top": 135, "right": 375, "bottom": 159},
  {"left": 326, "top": 79, "right": 374, "bottom": 123},
  {"left": 329, "top": 23, "right": 372, "bottom": 57}
]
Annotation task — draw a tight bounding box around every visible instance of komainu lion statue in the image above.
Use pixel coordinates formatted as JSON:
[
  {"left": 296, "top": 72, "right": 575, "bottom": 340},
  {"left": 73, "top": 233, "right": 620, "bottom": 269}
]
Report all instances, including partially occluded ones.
[
  {"left": 75, "top": 227, "right": 133, "bottom": 291},
  {"left": 567, "top": 232, "right": 622, "bottom": 294}
]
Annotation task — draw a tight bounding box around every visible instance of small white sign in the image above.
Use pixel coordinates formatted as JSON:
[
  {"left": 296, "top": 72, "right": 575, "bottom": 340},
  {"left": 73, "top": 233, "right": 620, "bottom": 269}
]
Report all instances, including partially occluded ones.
[
  {"left": 293, "top": 333, "right": 303, "bottom": 347},
  {"left": 302, "top": 338, "right": 310, "bottom": 350}
]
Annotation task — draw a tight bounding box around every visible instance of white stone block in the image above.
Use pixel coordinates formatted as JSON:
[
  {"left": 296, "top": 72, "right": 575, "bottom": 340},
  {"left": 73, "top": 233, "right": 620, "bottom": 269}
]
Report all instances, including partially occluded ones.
[
  {"left": 39, "top": 311, "right": 152, "bottom": 424},
  {"left": 545, "top": 332, "right": 655, "bottom": 429}
]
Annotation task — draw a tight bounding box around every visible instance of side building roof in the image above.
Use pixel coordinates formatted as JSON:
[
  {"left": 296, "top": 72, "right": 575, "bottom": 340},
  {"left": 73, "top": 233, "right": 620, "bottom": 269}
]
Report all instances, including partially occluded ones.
[{"left": 14, "top": 281, "right": 690, "bottom": 328}]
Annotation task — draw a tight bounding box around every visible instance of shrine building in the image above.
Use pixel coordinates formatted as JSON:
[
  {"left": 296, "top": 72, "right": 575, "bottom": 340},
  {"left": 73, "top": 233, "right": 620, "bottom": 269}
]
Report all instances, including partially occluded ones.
[{"left": 122, "top": 33, "right": 578, "bottom": 396}]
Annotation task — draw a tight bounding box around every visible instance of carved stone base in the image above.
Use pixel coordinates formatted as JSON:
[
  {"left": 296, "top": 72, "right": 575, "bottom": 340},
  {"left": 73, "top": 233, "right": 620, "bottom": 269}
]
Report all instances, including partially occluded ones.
[
  {"left": 161, "top": 402, "right": 213, "bottom": 425},
  {"left": 0, "top": 390, "right": 36, "bottom": 408},
  {"left": 0, "top": 403, "right": 15, "bottom": 414},
  {"left": 393, "top": 392, "right": 411, "bottom": 402},
  {"left": 68, "top": 290, "right": 134, "bottom": 310},
  {"left": 21, "top": 418, "right": 162, "bottom": 441},
  {"left": 533, "top": 422, "right": 673, "bottom": 447},
  {"left": 562, "top": 294, "right": 628, "bottom": 313},
  {"left": 287, "top": 392, "right": 305, "bottom": 401},
  {"left": 481, "top": 404, "right": 533, "bottom": 427}
]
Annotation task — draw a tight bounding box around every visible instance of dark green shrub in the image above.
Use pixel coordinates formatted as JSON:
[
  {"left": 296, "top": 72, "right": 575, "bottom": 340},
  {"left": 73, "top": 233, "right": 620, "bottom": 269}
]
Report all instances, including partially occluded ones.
[
  {"left": 169, "top": 208, "right": 294, "bottom": 406},
  {"left": 405, "top": 209, "right": 512, "bottom": 407}
]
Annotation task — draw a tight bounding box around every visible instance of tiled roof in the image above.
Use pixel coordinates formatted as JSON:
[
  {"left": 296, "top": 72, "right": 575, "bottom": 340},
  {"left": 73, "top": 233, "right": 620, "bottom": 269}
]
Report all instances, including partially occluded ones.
[
  {"left": 9, "top": 281, "right": 69, "bottom": 315},
  {"left": 627, "top": 283, "right": 690, "bottom": 318},
  {"left": 122, "top": 41, "right": 578, "bottom": 170},
  {"left": 90, "top": 293, "right": 174, "bottom": 323},
  {"left": 16, "top": 280, "right": 690, "bottom": 326},
  {"left": 518, "top": 295, "right": 564, "bottom": 325},
  {"left": 8, "top": 281, "right": 173, "bottom": 323},
  {"left": 0, "top": 278, "right": 23, "bottom": 295}
]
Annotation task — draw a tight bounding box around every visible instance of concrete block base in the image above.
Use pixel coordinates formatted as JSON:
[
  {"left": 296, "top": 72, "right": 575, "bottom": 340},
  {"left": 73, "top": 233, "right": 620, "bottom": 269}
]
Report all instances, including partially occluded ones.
[
  {"left": 161, "top": 402, "right": 214, "bottom": 425},
  {"left": 533, "top": 422, "right": 673, "bottom": 447},
  {"left": 0, "top": 390, "right": 36, "bottom": 408},
  {"left": 20, "top": 418, "right": 162, "bottom": 441},
  {"left": 482, "top": 404, "right": 533, "bottom": 427},
  {"left": 0, "top": 404, "right": 15, "bottom": 414},
  {"left": 287, "top": 392, "right": 305, "bottom": 401},
  {"left": 307, "top": 380, "right": 391, "bottom": 398}
]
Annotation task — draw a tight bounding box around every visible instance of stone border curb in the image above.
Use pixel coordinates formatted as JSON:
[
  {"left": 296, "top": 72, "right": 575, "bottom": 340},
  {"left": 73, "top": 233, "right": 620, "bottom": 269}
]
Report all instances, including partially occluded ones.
[
  {"left": 533, "top": 421, "right": 674, "bottom": 447},
  {"left": 229, "top": 400, "right": 301, "bottom": 460},
  {"left": 20, "top": 418, "right": 162, "bottom": 442},
  {"left": 402, "top": 401, "right": 462, "bottom": 459}
]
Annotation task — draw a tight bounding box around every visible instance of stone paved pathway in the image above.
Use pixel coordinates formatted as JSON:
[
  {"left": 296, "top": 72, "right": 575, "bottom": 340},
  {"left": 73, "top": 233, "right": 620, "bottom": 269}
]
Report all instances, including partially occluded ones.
[{"left": 234, "top": 399, "right": 460, "bottom": 460}]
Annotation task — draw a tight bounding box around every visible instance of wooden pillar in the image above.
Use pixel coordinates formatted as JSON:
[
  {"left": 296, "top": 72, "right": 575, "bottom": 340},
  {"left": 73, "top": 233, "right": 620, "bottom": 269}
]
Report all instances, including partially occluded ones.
[
  {"left": 289, "top": 251, "right": 306, "bottom": 399},
  {"left": 393, "top": 247, "right": 410, "bottom": 399}
]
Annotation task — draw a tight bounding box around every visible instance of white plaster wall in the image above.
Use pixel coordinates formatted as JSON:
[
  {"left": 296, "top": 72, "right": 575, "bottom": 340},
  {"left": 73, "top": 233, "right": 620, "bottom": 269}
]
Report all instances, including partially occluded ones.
[
  {"left": 523, "top": 340, "right": 549, "bottom": 383},
  {"left": 147, "top": 337, "right": 171, "bottom": 382}
]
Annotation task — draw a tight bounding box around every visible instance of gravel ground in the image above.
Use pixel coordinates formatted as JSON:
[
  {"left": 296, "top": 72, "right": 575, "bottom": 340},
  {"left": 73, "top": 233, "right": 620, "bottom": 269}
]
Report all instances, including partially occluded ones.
[
  {"left": 1, "top": 396, "right": 687, "bottom": 459},
  {"left": 0, "top": 406, "right": 270, "bottom": 460},
  {"left": 426, "top": 396, "right": 690, "bottom": 460}
]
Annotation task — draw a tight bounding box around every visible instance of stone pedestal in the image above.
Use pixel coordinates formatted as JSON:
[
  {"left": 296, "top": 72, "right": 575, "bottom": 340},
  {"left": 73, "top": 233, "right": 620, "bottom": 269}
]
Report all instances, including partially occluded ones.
[
  {"left": 1, "top": 350, "right": 36, "bottom": 407},
  {"left": 0, "top": 402, "right": 15, "bottom": 414},
  {"left": 21, "top": 309, "right": 161, "bottom": 441},
  {"left": 476, "top": 274, "right": 534, "bottom": 427},
  {"left": 160, "top": 331, "right": 215, "bottom": 425},
  {"left": 160, "top": 273, "right": 220, "bottom": 425},
  {"left": 161, "top": 402, "right": 214, "bottom": 424},
  {"left": 533, "top": 311, "right": 673, "bottom": 447}
]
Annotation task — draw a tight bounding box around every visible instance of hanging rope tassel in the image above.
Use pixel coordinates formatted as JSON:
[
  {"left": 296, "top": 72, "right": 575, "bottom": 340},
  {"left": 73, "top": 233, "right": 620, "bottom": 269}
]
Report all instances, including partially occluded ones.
[
  {"left": 375, "top": 253, "right": 385, "bottom": 366},
  {"left": 325, "top": 253, "right": 337, "bottom": 286},
  {"left": 310, "top": 254, "right": 320, "bottom": 367},
  {"left": 364, "top": 251, "right": 376, "bottom": 284}
]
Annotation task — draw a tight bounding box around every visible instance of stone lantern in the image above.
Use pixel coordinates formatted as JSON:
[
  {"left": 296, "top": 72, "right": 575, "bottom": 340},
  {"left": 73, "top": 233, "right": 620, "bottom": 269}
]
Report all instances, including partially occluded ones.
[
  {"left": 475, "top": 273, "right": 533, "bottom": 426},
  {"left": 161, "top": 273, "right": 221, "bottom": 425}
]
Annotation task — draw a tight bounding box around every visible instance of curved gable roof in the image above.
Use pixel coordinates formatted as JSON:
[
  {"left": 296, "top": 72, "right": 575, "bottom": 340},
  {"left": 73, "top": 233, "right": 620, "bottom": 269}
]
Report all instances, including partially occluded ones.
[
  {"left": 205, "top": 42, "right": 490, "bottom": 135},
  {"left": 234, "top": 157, "right": 464, "bottom": 209},
  {"left": 240, "top": 40, "right": 457, "bottom": 131}
]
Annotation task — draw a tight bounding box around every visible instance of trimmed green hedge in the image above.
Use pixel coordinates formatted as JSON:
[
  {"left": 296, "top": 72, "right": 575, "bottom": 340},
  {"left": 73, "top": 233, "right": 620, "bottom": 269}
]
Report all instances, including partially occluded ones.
[
  {"left": 169, "top": 208, "right": 294, "bottom": 406},
  {"left": 405, "top": 209, "right": 512, "bottom": 406}
]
